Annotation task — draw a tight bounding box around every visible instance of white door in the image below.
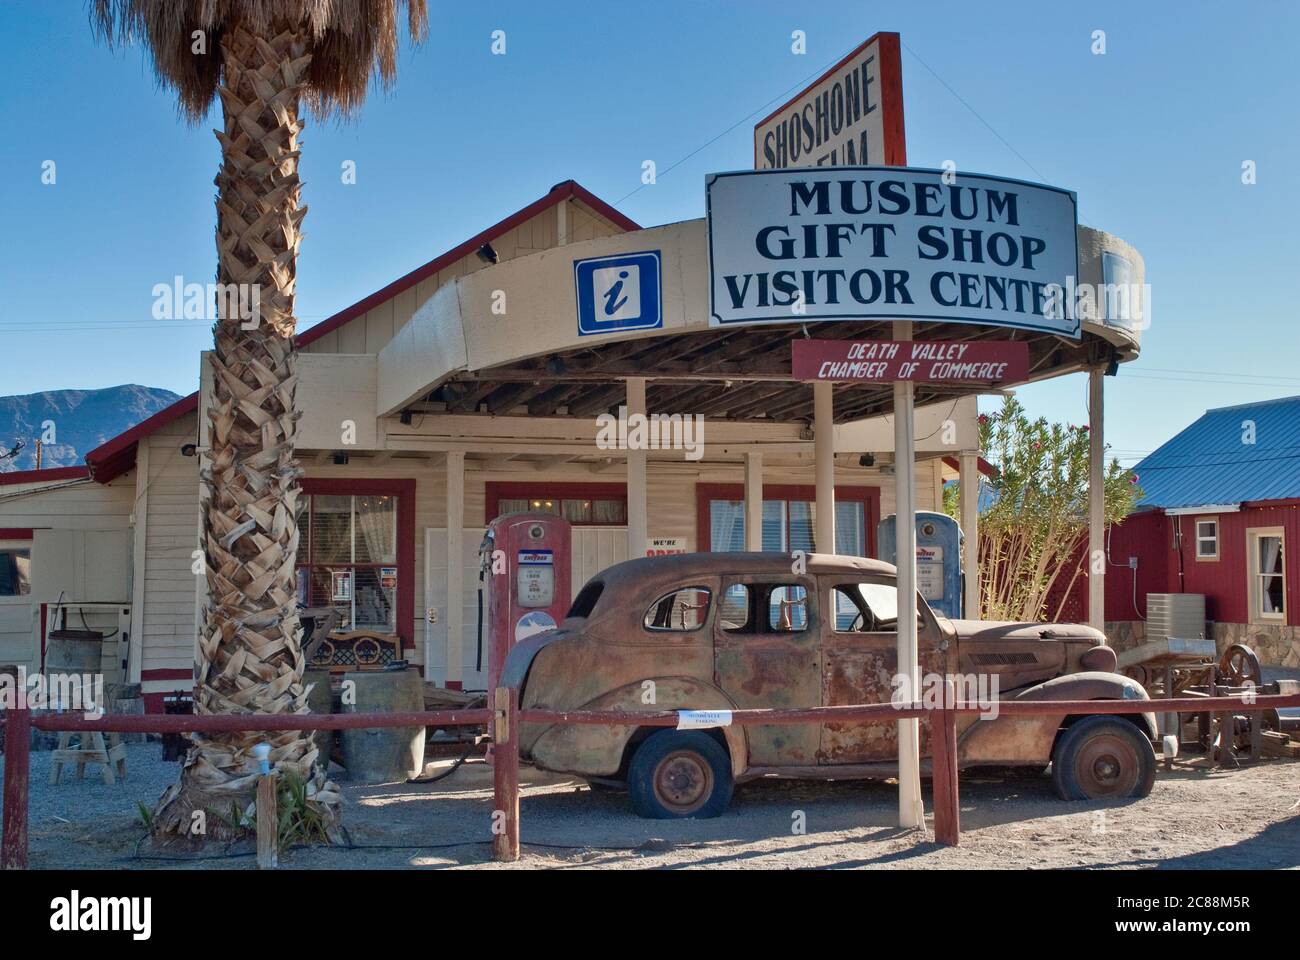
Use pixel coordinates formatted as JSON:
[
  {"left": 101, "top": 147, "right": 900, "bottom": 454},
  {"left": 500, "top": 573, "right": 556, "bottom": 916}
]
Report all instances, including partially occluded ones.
[
  {"left": 424, "top": 527, "right": 483, "bottom": 689},
  {"left": 571, "top": 526, "right": 629, "bottom": 592}
]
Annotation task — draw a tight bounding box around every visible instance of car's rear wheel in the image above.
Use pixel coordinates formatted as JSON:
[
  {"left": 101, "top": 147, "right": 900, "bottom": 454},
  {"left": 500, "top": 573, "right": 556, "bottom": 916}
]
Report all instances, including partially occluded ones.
[
  {"left": 627, "top": 730, "right": 733, "bottom": 819},
  {"left": 1051, "top": 715, "right": 1156, "bottom": 800}
]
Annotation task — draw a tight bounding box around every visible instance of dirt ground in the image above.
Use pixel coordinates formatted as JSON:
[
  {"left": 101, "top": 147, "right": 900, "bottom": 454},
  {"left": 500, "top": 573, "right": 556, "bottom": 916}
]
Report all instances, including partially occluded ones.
[{"left": 12, "top": 742, "right": 1300, "bottom": 869}]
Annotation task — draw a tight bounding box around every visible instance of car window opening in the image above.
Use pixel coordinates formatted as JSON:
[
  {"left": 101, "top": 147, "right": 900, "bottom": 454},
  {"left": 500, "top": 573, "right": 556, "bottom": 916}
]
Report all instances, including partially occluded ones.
[{"left": 567, "top": 580, "right": 604, "bottom": 618}]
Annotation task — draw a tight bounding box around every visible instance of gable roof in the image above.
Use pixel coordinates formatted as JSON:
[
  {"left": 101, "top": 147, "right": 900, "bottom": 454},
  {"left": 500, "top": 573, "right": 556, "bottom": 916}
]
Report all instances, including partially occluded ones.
[
  {"left": 4, "top": 180, "right": 637, "bottom": 488},
  {"left": 297, "top": 179, "right": 639, "bottom": 349},
  {"left": 1133, "top": 395, "right": 1300, "bottom": 509},
  {"left": 83, "top": 391, "right": 200, "bottom": 484}
]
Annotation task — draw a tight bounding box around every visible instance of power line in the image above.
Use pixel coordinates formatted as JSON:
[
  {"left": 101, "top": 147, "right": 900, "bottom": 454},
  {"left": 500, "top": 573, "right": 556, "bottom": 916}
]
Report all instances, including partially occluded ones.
[{"left": 610, "top": 46, "right": 872, "bottom": 208}]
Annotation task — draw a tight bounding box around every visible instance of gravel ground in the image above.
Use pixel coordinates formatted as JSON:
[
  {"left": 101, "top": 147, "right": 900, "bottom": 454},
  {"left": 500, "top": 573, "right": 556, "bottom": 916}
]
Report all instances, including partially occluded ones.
[{"left": 5, "top": 741, "right": 1298, "bottom": 869}]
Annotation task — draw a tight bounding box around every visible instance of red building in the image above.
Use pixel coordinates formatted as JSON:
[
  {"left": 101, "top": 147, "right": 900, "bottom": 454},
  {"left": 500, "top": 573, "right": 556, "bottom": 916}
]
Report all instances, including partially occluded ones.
[{"left": 1102, "top": 396, "right": 1300, "bottom": 669}]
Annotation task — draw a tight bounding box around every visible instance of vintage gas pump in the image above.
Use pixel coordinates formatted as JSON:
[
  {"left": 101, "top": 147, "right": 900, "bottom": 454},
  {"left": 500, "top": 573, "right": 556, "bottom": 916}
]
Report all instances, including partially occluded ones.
[
  {"left": 477, "top": 512, "right": 572, "bottom": 694},
  {"left": 879, "top": 510, "right": 964, "bottom": 620}
]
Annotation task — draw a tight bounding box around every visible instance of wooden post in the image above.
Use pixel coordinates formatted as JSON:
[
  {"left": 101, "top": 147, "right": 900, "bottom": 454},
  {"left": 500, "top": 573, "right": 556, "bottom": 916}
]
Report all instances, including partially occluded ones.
[
  {"left": 626, "top": 378, "right": 648, "bottom": 559},
  {"left": 744, "top": 452, "right": 763, "bottom": 552},
  {"left": 958, "top": 451, "right": 980, "bottom": 619},
  {"left": 492, "top": 686, "right": 520, "bottom": 862},
  {"left": 2, "top": 707, "right": 31, "bottom": 870},
  {"left": 930, "top": 680, "right": 960, "bottom": 846},
  {"left": 893, "top": 320, "right": 924, "bottom": 830},
  {"left": 1087, "top": 367, "right": 1105, "bottom": 631},
  {"left": 813, "top": 381, "right": 836, "bottom": 554},
  {"left": 446, "top": 450, "right": 466, "bottom": 689},
  {"left": 256, "top": 773, "right": 278, "bottom": 869}
]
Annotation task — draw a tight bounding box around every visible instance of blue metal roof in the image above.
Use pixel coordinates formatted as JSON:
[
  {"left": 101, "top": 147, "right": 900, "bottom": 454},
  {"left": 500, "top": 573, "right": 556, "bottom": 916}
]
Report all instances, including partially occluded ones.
[{"left": 1133, "top": 395, "right": 1300, "bottom": 509}]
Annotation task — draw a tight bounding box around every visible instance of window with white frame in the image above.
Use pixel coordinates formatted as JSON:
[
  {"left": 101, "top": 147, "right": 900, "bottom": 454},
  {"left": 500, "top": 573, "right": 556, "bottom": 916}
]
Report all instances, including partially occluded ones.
[
  {"left": 1194, "top": 518, "right": 1219, "bottom": 560},
  {"left": 1247, "top": 528, "right": 1285, "bottom": 622}
]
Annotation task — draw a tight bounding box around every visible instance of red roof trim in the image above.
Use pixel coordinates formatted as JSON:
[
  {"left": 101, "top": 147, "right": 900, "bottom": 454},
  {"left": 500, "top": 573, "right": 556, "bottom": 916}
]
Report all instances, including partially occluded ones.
[
  {"left": 0, "top": 466, "right": 90, "bottom": 487},
  {"left": 0, "top": 528, "right": 36, "bottom": 539},
  {"left": 295, "top": 179, "right": 639, "bottom": 349},
  {"left": 84, "top": 391, "right": 199, "bottom": 484}
]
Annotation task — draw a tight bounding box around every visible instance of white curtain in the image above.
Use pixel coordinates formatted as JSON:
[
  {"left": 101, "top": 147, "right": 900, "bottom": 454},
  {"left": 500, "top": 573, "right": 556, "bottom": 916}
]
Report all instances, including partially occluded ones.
[
  {"left": 711, "top": 500, "right": 743, "bottom": 550},
  {"left": 356, "top": 496, "right": 396, "bottom": 564},
  {"left": 1260, "top": 536, "right": 1283, "bottom": 613}
]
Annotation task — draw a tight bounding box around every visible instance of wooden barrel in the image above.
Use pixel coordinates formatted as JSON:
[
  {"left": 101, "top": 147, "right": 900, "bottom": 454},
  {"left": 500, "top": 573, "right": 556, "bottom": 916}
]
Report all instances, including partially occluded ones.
[
  {"left": 339, "top": 668, "right": 425, "bottom": 783},
  {"left": 303, "top": 669, "right": 335, "bottom": 771},
  {"left": 44, "top": 630, "right": 104, "bottom": 710}
]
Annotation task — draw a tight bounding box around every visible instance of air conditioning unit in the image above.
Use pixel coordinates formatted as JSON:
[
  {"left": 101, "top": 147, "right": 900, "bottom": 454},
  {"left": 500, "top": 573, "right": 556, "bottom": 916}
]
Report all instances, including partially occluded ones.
[{"left": 1146, "top": 593, "right": 1207, "bottom": 643}]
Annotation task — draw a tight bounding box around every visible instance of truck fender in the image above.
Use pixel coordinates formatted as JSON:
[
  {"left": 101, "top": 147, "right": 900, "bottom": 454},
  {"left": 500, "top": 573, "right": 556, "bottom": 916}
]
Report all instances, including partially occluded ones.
[
  {"left": 957, "top": 671, "right": 1157, "bottom": 766},
  {"left": 530, "top": 676, "right": 748, "bottom": 780}
]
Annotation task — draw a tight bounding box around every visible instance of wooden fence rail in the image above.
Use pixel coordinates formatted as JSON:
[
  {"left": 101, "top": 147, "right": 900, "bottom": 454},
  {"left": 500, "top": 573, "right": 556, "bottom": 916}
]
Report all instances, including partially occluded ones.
[{"left": 3, "top": 692, "right": 1297, "bottom": 869}]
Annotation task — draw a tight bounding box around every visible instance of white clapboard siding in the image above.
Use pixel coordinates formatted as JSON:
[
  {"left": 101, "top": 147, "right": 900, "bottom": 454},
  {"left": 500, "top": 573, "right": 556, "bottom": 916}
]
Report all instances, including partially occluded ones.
[
  {"left": 0, "top": 600, "right": 37, "bottom": 670},
  {"left": 0, "top": 476, "right": 133, "bottom": 670},
  {"left": 139, "top": 414, "right": 202, "bottom": 676}
]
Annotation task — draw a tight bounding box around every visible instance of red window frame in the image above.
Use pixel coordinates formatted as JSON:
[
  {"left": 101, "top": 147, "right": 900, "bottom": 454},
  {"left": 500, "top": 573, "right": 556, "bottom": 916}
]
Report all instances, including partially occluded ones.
[
  {"left": 485, "top": 482, "right": 628, "bottom": 526},
  {"left": 695, "top": 483, "right": 881, "bottom": 557},
  {"left": 297, "top": 478, "right": 415, "bottom": 653}
]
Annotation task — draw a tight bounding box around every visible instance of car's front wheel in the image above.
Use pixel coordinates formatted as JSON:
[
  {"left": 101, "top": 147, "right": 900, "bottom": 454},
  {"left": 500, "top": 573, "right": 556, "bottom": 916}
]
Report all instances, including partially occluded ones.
[
  {"left": 1051, "top": 715, "right": 1156, "bottom": 800},
  {"left": 627, "top": 730, "right": 733, "bottom": 819}
]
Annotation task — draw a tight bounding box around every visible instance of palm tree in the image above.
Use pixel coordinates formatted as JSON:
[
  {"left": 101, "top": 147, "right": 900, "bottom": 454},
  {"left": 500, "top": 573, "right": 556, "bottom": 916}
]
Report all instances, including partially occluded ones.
[{"left": 92, "top": 0, "right": 428, "bottom": 841}]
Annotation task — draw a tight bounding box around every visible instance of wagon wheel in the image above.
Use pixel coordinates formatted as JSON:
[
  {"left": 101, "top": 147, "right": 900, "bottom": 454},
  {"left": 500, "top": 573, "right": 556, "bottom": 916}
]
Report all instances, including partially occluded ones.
[
  {"left": 1218, "top": 644, "right": 1262, "bottom": 687},
  {"left": 1122, "top": 665, "right": 1149, "bottom": 688}
]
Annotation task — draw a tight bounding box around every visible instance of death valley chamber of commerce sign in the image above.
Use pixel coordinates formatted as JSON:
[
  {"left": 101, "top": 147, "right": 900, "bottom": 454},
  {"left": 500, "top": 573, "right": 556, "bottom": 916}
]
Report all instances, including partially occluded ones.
[{"left": 706, "top": 166, "right": 1081, "bottom": 336}]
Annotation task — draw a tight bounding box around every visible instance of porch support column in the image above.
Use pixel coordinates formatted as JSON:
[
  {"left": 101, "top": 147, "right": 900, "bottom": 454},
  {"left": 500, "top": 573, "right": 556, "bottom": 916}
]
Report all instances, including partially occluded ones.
[
  {"left": 893, "top": 319, "right": 924, "bottom": 830},
  {"left": 626, "top": 378, "right": 648, "bottom": 558},
  {"left": 959, "top": 450, "right": 980, "bottom": 619},
  {"left": 814, "top": 381, "right": 836, "bottom": 554},
  {"left": 744, "top": 452, "right": 763, "bottom": 551},
  {"left": 1088, "top": 367, "right": 1105, "bottom": 631},
  {"left": 445, "top": 450, "right": 465, "bottom": 688},
  {"left": 128, "top": 439, "right": 149, "bottom": 684}
]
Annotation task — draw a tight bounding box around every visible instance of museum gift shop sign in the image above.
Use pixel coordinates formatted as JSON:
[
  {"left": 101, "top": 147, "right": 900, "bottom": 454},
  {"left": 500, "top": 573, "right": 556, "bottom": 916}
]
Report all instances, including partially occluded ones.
[{"left": 707, "top": 167, "right": 1080, "bottom": 336}]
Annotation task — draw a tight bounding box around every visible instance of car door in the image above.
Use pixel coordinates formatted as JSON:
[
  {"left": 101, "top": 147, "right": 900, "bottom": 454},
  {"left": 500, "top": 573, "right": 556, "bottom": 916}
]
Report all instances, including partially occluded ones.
[
  {"left": 713, "top": 575, "right": 822, "bottom": 767},
  {"left": 818, "top": 574, "right": 955, "bottom": 764}
]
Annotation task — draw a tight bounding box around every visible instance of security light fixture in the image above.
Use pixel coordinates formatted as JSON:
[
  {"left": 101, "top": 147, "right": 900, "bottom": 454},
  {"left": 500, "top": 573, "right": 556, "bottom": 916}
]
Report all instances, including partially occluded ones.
[
  {"left": 180, "top": 443, "right": 197, "bottom": 457},
  {"left": 477, "top": 242, "right": 499, "bottom": 265},
  {"left": 399, "top": 410, "right": 413, "bottom": 425},
  {"left": 332, "top": 452, "right": 349, "bottom": 465},
  {"left": 859, "top": 453, "right": 875, "bottom": 468}
]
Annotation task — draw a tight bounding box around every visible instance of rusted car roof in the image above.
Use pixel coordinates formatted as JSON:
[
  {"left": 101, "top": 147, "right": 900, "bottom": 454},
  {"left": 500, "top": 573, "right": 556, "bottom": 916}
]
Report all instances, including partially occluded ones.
[{"left": 591, "top": 552, "right": 898, "bottom": 594}]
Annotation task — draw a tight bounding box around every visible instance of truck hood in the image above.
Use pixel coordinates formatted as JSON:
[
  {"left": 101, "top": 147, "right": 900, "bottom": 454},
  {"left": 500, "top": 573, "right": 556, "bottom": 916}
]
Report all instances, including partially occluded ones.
[{"left": 939, "top": 618, "right": 1106, "bottom": 644}]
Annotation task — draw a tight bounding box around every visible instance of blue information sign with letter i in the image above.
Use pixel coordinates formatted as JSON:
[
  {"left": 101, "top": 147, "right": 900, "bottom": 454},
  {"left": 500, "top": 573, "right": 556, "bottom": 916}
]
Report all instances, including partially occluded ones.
[{"left": 574, "top": 250, "right": 663, "bottom": 336}]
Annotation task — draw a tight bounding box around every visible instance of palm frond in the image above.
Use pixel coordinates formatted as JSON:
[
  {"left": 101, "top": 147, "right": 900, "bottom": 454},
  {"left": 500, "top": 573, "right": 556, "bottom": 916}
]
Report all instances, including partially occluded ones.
[{"left": 90, "top": 0, "right": 428, "bottom": 121}]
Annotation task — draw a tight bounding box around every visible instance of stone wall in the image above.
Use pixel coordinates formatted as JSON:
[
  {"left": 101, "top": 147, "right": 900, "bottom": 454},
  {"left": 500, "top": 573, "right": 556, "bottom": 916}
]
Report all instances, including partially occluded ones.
[{"left": 1105, "top": 619, "right": 1300, "bottom": 669}]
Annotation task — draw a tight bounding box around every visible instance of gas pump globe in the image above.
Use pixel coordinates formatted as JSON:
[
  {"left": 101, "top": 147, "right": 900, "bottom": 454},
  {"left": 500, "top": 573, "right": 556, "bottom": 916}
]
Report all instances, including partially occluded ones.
[{"left": 479, "top": 512, "right": 573, "bottom": 694}]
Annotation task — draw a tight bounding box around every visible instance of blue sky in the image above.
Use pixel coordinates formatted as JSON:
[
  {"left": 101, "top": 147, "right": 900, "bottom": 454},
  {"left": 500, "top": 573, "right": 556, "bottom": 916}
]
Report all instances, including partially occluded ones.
[{"left": 1, "top": 0, "right": 1296, "bottom": 465}]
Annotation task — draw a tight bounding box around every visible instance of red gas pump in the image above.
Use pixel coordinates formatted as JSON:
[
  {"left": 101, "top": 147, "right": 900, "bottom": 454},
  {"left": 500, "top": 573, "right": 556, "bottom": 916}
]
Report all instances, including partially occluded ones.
[{"left": 478, "top": 512, "right": 572, "bottom": 694}]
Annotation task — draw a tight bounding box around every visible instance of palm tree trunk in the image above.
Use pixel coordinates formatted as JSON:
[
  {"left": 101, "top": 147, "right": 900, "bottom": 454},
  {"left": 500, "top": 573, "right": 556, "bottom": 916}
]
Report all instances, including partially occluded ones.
[{"left": 153, "top": 20, "right": 340, "bottom": 840}]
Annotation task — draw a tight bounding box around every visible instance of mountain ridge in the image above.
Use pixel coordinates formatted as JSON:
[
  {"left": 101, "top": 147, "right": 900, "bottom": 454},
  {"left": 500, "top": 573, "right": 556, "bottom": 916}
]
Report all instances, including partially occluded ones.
[{"left": 0, "top": 385, "right": 182, "bottom": 471}]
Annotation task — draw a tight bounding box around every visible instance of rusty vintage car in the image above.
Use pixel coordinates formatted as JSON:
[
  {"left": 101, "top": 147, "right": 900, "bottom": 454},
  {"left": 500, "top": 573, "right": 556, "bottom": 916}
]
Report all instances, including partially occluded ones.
[{"left": 501, "top": 552, "right": 1157, "bottom": 819}]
